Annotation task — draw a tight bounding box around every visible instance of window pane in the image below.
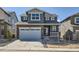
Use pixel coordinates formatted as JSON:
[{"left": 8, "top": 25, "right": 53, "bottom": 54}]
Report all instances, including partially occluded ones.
[
  {"left": 36, "top": 17, "right": 39, "bottom": 19},
  {"left": 23, "top": 16, "right": 27, "bottom": 20},
  {"left": 36, "top": 14, "right": 39, "bottom": 16},
  {"left": 32, "top": 14, "right": 36, "bottom": 16},
  {"left": 76, "top": 18, "right": 79, "bottom": 23},
  {"left": 51, "top": 17, "right": 55, "bottom": 20},
  {"left": 76, "top": 18, "right": 79, "bottom": 20},
  {"left": 32, "top": 17, "right": 35, "bottom": 19},
  {"left": 49, "top": 17, "right": 51, "bottom": 20},
  {"left": 76, "top": 21, "right": 79, "bottom": 23},
  {"left": 31, "top": 13, "right": 40, "bottom": 21},
  {"left": 52, "top": 26, "right": 56, "bottom": 31},
  {"left": 21, "top": 16, "right": 23, "bottom": 20}
]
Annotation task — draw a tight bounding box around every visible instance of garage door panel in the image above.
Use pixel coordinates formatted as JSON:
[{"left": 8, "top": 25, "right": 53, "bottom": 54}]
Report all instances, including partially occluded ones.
[
  {"left": 19, "top": 30, "right": 31, "bottom": 40},
  {"left": 19, "top": 27, "right": 41, "bottom": 41},
  {"left": 30, "top": 30, "right": 41, "bottom": 40}
]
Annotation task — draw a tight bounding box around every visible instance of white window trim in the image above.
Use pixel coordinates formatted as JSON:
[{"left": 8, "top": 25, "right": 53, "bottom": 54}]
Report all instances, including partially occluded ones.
[
  {"left": 46, "top": 17, "right": 55, "bottom": 21},
  {"left": 21, "top": 16, "right": 27, "bottom": 21},
  {"left": 46, "top": 17, "right": 49, "bottom": 20},
  {"left": 51, "top": 17, "right": 55, "bottom": 20},
  {"left": 23, "top": 16, "right": 27, "bottom": 20},
  {"left": 52, "top": 26, "right": 57, "bottom": 31},
  {"left": 31, "top": 12, "right": 41, "bottom": 21},
  {"left": 75, "top": 17, "right": 79, "bottom": 24}
]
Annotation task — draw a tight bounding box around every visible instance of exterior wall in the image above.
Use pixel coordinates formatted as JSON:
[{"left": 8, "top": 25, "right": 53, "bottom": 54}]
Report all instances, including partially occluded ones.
[
  {"left": 44, "top": 13, "right": 57, "bottom": 23},
  {"left": 71, "top": 14, "right": 79, "bottom": 25},
  {"left": 9, "top": 12, "right": 18, "bottom": 35},
  {"left": 0, "top": 9, "right": 10, "bottom": 24},
  {"left": 0, "top": 23, "right": 12, "bottom": 39},
  {"left": 73, "top": 26, "right": 79, "bottom": 30},
  {"left": 21, "top": 9, "right": 57, "bottom": 23},
  {"left": 60, "top": 20, "right": 73, "bottom": 39},
  {"left": 0, "top": 24, "right": 4, "bottom": 38},
  {"left": 10, "top": 13, "right": 18, "bottom": 29},
  {"left": 0, "top": 9, "right": 11, "bottom": 39}
]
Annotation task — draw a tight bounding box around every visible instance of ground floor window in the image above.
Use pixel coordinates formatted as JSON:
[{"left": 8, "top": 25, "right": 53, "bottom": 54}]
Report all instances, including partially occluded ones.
[{"left": 52, "top": 26, "right": 57, "bottom": 32}]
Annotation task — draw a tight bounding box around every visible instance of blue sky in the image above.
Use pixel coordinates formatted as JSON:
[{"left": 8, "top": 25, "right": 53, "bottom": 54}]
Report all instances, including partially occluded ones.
[{"left": 3, "top": 7, "right": 79, "bottom": 22}]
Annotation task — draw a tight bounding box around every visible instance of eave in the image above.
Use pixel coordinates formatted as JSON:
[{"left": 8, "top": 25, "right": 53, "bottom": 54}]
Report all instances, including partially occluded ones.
[{"left": 16, "top": 22, "right": 60, "bottom": 26}]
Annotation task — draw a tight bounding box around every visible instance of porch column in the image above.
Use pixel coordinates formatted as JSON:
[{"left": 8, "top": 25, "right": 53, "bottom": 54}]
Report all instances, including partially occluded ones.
[
  {"left": 0, "top": 25, "right": 1, "bottom": 38},
  {"left": 41, "top": 26, "right": 44, "bottom": 39}
]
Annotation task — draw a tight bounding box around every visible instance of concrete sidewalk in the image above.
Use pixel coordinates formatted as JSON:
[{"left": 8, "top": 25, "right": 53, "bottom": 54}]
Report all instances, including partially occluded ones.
[{"left": 0, "top": 47, "right": 79, "bottom": 52}]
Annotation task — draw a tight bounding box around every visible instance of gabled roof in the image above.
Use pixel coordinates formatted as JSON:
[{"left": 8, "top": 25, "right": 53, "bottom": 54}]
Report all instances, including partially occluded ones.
[
  {"left": 8, "top": 11, "right": 18, "bottom": 21},
  {"left": 26, "top": 8, "right": 57, "bottom": 17},
  {"left": 20, "top": 13, "right": 27, "bottom": 16},
  {"left": 60, "top": 12, "right": 79, "bottom": 23},
  {"left": 0, "top": 7, "right": 10, "bottom": 16}
]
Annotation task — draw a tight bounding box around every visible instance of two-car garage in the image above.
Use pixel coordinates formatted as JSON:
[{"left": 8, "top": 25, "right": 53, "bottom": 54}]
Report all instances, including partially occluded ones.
[{"left": 18, "top": 27, "right": 41, "bottom": 41}]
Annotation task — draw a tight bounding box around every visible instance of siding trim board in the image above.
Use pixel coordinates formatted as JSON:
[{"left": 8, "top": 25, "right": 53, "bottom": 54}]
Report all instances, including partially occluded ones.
[{"left": 16, "top": 22, "right": 60, "bottom": 25}]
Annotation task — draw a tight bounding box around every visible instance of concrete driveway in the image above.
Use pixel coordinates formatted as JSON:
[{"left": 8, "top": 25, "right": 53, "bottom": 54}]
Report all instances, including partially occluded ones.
[{"left": 0, "top": 40, "right": 45, "bottom": 51}]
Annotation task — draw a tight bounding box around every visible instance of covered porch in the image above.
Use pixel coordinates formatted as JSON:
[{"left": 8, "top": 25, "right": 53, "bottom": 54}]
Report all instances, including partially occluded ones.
[
  {"left": 42, "top": 25, "right": 59, "bottom": 38},
  {"left": 42, "top": 25, "right": 60, "bottom": 44}
]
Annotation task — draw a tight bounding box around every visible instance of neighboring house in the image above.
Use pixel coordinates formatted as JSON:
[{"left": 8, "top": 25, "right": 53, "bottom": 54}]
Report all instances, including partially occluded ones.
[
  {"left": 60, "top": 13, "right": 79, "bottom": 41},
  {"left": 8, "top": 12, "right": 18, "bottom": 38},
  {"left": 0, "top": 8, "right": 12, "bottom": 39},
  {"left": 16, "top": 8, "right": 60, "bottom": 41}
]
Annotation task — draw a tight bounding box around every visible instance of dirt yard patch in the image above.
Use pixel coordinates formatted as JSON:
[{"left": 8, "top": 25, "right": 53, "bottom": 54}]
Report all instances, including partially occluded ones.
[{"left": 47, "top": 44, "right": 79, "bottom": 48}]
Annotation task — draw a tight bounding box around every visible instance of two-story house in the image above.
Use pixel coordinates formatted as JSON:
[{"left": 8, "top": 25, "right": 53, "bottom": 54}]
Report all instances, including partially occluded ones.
[
  {"left": 0, "top": 8, "right": 12, "bottom": 39},
  {"left": 60, "top": 13, "right": 79, "bottom": 41},
  {"left": 16, "top": 8, "right": 60, "bottom": 41},
  {"left": 8, "top": 12, "right": 18, "bottom": 38}
]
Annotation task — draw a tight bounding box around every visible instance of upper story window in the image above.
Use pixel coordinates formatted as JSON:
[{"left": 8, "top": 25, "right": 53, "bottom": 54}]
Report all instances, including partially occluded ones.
[
  {"left": 46, "top": 17, "right": 50, "bottom": 20},
  {"left": 31, "top": 13, "right": 40, "bottom": 21},
  {"left": 46, "top": 17, "right": 51, "bottom": 20},
  {"left": 75, "top": 17, "right": 79, "bottom": 24},
  {"left": 46, "top": 17, "right": 55, "bottom": 21},
  {"left": 49, "top": 17, "right": 51, "bottom": 20},
  {"left": 21, "top": 16, "right": 27, "bottom": 20},
  {"left": 23, "top": 16, "right": 27, "bottom": 20}
]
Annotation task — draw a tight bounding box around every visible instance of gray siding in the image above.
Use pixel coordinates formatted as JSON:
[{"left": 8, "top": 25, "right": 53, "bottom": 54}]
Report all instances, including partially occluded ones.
[{"left": 21, "top": 9, "right": 58, "bottom": 23}]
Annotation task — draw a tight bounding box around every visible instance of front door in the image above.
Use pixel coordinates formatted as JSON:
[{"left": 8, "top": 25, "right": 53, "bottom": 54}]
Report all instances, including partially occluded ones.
[{"left": 44, "top": 26, "right": 50, "bottom": 36}]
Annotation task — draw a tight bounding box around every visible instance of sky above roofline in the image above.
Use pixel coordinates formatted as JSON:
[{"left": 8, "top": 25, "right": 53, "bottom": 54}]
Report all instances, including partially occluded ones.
[{"left": 2, "top": 7, "right": 79, "bottom": 22}]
